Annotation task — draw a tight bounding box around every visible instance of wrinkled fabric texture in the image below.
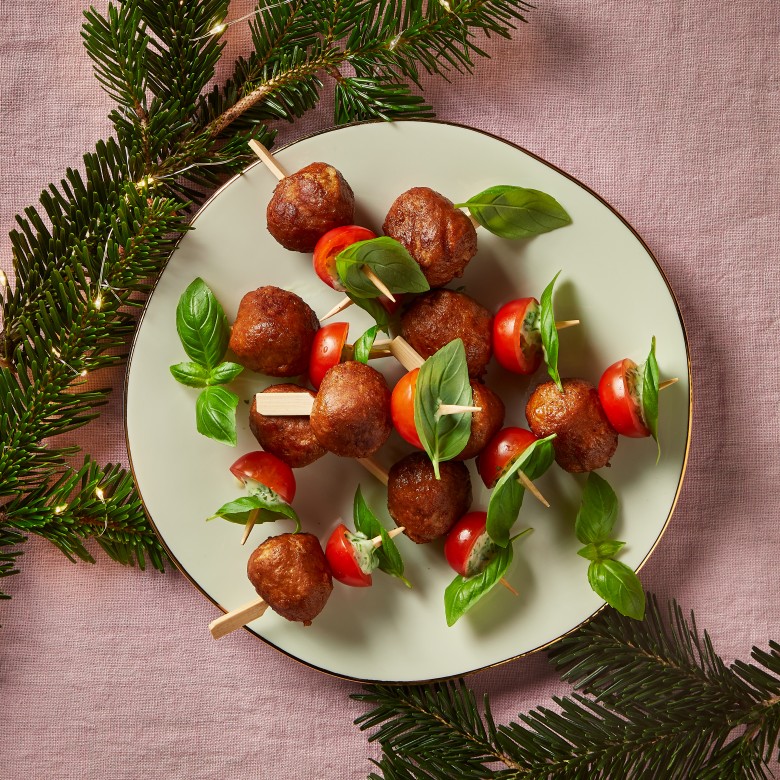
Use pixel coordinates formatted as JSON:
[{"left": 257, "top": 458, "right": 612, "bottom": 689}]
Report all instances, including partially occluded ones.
[{"left": 1, "top": 1, "right": 779, "bottom": 778}]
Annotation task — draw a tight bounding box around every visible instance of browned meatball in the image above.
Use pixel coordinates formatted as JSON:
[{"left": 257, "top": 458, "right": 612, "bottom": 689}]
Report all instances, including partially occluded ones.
[
  {"left": 247, "top": 533, "right": 333, "bottom": 626},
  {"left": 382, "top": 187, "right": 477, "bottom": 287},
  {"left": 401, "top": 289, "right": 493, "bottom": 378},
  {"left": 310, "top": 362, "right": 392, "bottom": 458},
  {"left": 455, "top": 381, "right": 506, "bottom": 461},
  {"left": 266, "top": 163, "right": 354, "bottom": 252},
  {"left": 229, "top": 286, "right": 318, "bottom": 376},
  {"left": 387, "top": 453, "right": 472, "bottom": 544},
  {"left": 250, "top": 385, "right": 326, "bottom": 468},
  {"left": 525, "top": 379, "right": 619, "bottom": 473}
]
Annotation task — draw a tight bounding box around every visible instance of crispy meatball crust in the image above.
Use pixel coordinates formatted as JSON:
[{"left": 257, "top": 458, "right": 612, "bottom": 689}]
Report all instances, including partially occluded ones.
[
  {"left": 387, "top": 453, "right": 472, "bottom": 544},
  {"left": 266, "top": 163, "right": 355, "bottom": 252},
  {"left": 310, "top": 362, "right": 392, "bottom": 458},
  {"left": 247, "top": 533, "right": 333, "bottom": 626},
  {"left": 229, "top": 286, "right": 319, "bottom": 376},
  {"left": 455, "top": 381, "right": 506, "bottom": 461},
  {"left": 250, "top": 385, "right": 326, "bottom": 468},
  {"left": 401, "top": 289, "right": 493, "bottom": 378},
  {"left": 525, "top": 378, "right": 619, "bottom": 473},
  {"left": 382, "top": 187, "right": 477, "bottom": 287}
]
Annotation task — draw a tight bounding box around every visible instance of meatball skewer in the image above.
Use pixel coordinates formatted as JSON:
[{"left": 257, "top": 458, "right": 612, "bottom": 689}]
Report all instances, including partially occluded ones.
[{"left": 248, "top": 140, "right": 396, "bottom": 303}]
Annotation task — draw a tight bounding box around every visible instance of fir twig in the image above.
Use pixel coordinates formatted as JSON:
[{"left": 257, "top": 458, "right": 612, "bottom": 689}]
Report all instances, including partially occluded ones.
[{"left": 354, "top": 596, "right": 780, "bottom": 779}]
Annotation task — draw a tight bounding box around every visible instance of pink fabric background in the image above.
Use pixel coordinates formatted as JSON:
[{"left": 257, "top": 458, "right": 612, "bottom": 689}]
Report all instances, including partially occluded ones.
[{"left": 2, "top": 1, "right": 779, "bottom": 777}]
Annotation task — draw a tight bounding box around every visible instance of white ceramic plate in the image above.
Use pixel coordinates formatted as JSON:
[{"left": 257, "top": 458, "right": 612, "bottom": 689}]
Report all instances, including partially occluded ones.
[{"left": 125, "top": 121, "right": 691, "bottom": 683}]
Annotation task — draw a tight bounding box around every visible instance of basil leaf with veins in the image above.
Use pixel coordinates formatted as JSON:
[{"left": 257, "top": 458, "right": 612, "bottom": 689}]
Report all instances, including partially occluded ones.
[
  {"left": 455, "top": 185, "right": 571, "bottom": 240},
  {"left": 209, "top": 482, "right": 300, "bottom": 532},
  {"left": 353, "top": 326, "right": 378, "bottom": 365},
  {"left": 588, "top": 559, "right": 646, "bottom": 620},
  {"left": 574, "top": 472, "right": 619, "bottom": 546},
  {"left": 196, "top": 386, "right": 239, "bottom": 447},
  {"left": 413, "top": 339, "right": 473, "bottom": 479},
  {"left": 336, "top": 237, "right": 429, "bottom": 299},
  {"left": 639, "top": 336, "right": 660, "bottom": 460},
  {"left": 539, "top": 271, "right": 562, "bottom": 391},
  {"left": 175, "top": 277, "right": 229, "bottom": 369},
  {"left": 353, "top": 486, "right": 409, "bottom": 586}
]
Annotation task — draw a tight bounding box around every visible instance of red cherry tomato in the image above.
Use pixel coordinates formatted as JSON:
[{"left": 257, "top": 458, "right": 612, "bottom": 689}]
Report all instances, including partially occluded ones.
[
  {"left": 477, "top": 427, "right": 538, "bottom": 489},
  {"left": 391, "top": 369, "right": 422, "bottom": 449},
  {"left": 444, "top": 512, "right": 498, "bottom": 578},
  {"left": 598, "top": 358, "right": 650, "bottom": 438},
  {"left": 325, "top": 523, "right": 373, "bottom": 587},
  {"left": 313, "top": 225, "right": 377, "bottom": 291},
  {"left": 309, "top": 322, "right": 350, "bottom": 390},
  {"left": 229, "top": 451, "right": 296, "bottom": 504},
  {"left": 493, "top": 298, "right": 543, "bottom": 375}
]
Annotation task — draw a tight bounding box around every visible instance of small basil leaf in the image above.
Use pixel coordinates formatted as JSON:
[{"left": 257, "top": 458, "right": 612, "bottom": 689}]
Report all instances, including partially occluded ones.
[
  {"left": 170, "top": 361, "right": 210, "bottom": 388},
  {"left": 455, "top": 185, "right": 571, "bottom": 240},
  {"left": 207, "top": 361, "right": 244, "bottom": 386},
  {"left": 587, "top": 559, "right": 646, "bottom": 620},
  {"left": 353, "top": 487, "right": 409, "bottom": 586},
  {"left": 336, "top": 237, "right": 430, "bottom": 299},
  {"left": 353, "top": 326, "right": 378, "bottom": 365},
  {"left": 414, "top": 339, "right": 473, "bottom": 479},
  {"left": 486, "top": 435, "right": 556, "bottom": 547},
  {"left": 348, "top": 293, "right": 391, "bottom": 333},
  {"left": 444, "top": 544, "right": 514, "bottom": 626},
  {"left": 640, "top": 336, "right": 660, "bottom": 460},
  {"left": 195, "top": 386, "right": 238, "bottom": 446},
  {"left": 577, "top": 540, "right": 626, "bottom": 561},
  {"left": 208, "top": 484, "right": 300, "bottom": 532},
  {"left": 175, "top": 278, "right": 229, "bottom": 369},
  {"left": 539, "top": 271, "right": 562, "bottom": 391},
  {"left": 574, "top": 473, "right": 619, "bottom": 545}
]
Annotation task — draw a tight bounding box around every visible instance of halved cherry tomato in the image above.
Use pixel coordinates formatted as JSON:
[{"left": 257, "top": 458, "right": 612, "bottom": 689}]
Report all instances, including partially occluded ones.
[
  {"left": 229, "top": 451, "right": 296, "bottom": 504},
  {"left": 598, "top": 359, "right": 650, "bottom": 438},
  {"left": 390, "top": 369, "right": 422, "bottom": 449},
  {"left": 309, "top": 322, "right": 350, "bottom": 389},
  {"left": 325, "top": 523, "right": 373, "bottom": 587},
  {"left": 493, "top": 298, "right": 543, "bottom": 375},
  {"left": 313, "top": 225, "right": 377, "bottom": 291},
  {"left": 477, "top": 427, "right": 538, "bottom": 489},
  {"left": 444, "top": 512, "right": 499, "bottom": 578}
]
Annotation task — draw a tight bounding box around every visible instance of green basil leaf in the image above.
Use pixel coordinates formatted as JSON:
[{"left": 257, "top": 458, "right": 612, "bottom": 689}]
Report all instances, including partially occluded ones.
[
  {"left": 336, "top": 237, "right": 430, "bottom": 299},
  {"left": 353, "top": 326, "right": 378, "bottom": 365},
  {"left": 577, "top": 540, "right": 626, "bottom": 561},
  {"left": 640, "top": 336, "right": 660, "bottom": 460},
  {"left": 444, "top": 544, "right": 513, "bottom": 626},
  {"left": 175, "top": 278, "right": 229, "bottom": 369},
  {"left": 208, "top": 483, "right": 300, "bottom": 532},
  {"left": 207, "top": 361, "right": 244, "bottom": 386},
  {"left": 348, "top": 293, "right": 391, "bottom": 333},
  {"left": 455, "top": 185, "right": 571, "bottom": 240},
  {"left": 539, "top": 271, "right": 562, "bottom": 391},
  {"left": 353, "top": 487, "right": 409, "bottom": 586},
  {"left": 486, "top": 434, "right": 556, "bottom": 547},
  {"left": 170, "top": 361, "right": 210, "bottom": 388},
  {"left": 587, "top": 559, "right": 646, "bottom": 620},
  {"left": 574, "top": 472, "right": 619, "bottom": 545},
  {"left": 414, "top": 339, "right": 472, "bottom": 479},
  {"left": 195, "top": 386, "right": 238, "bottom": 446}
]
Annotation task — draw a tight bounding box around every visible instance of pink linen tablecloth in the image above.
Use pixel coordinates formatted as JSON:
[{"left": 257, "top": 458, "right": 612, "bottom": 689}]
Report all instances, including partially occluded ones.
[{"left": 1, "top": 1, "right": 779, "bottom": 777}]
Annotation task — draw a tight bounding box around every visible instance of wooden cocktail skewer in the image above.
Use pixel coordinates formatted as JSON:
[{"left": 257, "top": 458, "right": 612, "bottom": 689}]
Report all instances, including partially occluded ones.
[
  {"left": 241, "top": 509, "right": 260, "bottom": 545},
  {"left": 659, "top": 378, "right": 678, "bottom": 391},
  {"left": 254, "top": 391, "right": 480, "bottom": 418},
  {"left": 388, "top": 336, "right": 549, "bottom": 508},
  {"left": 341, "top": 338, "right": 393, "bottom": 361},
  {"left": 249, "top": 140, "right": 396, "bottom": 304},
  {"left": 209, "top": 526, "right": 404, "bottom": 640}
]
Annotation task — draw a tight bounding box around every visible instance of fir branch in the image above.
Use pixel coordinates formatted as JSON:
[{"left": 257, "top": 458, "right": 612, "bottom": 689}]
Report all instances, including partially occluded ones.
[
  {"left": 354, "top": 596, "right": 780, "bottom": 779},
  {"left": 0, "top": 525, "right": 25, "bottom": 599}
]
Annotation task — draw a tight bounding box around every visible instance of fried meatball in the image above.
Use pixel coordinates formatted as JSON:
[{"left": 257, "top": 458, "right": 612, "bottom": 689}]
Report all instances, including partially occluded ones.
[
  {"left": 266, "top": 163, "right": 354, "bottom": 252},
  {"left": 455, "top": 381, "right": 506, "bottom": 461},
  {"left": 525, "top": 378, "right": 619, "bottom": 473},
  {"left": 387, "top": 453, "right": 472, "bottom": 544},
  {"left": 229, "top": 286, "right": 318, "bottom": 376},
  {"left": 247, "top": 533, "right": 333, "bottom": 626},
  {"left": 310, "top": 361, "right": 392, "bottom": 458},
  {"left": 250, "top": 385, "right": 326, "bottom": 468},
  {"left": 382, "top": 187, "right": 477, "bottom": 287},
  {"left": 401, "top": 289, "right": 493, "bottom": 378}
]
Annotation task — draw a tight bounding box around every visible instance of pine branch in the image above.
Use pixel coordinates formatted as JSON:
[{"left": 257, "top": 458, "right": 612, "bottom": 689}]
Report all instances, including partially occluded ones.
[
  {"left": 354, "top": 596, "right": 780, "bottom": 779},
  {"left": 0, "top": 526, "right": 25, "bottom": 599}
]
